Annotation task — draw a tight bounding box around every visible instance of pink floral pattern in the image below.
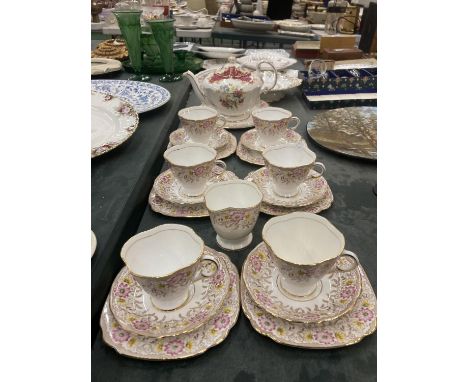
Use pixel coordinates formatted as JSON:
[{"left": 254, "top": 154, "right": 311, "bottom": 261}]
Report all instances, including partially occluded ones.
[
  {"left": 114, "top": 282, "right": 131, "bottom": 298},
  {"left": 353, "top": 307, "right": 374, "bottom": 322},
  {"left": 111, "top": 328, "right": 130, "bottom": 343},
  {"left": 244, "top": 243, "right": 361, "bottom": 323},
  {"left": 241, "top": 266, "right": 377, "bottom": 349},
  {"left": 211, "top": 208, "right": 260, "bottom": 230},
  {"left": 109, "top": 248, "right": 231, "bottom": 338},
  {"left": 132, "top": 319, "right": 151, "bottom": 331},
  {"left": 101, "top": 251, "right": 240, "bottom": 360},
  {"left": 258, "top": 315, "right": 276, "bottom": 332},
  {"left": 208, "top": 66, "right": 253, "bottom": 84},
  {"left": 213, "top": 313, "right": 231, "bottom": 330},
  {"left": 313, "top": 330, "right": 336, "bottom": 345},
  {"left": 164, "top": 339, "right": 185, "bottom": 355}
]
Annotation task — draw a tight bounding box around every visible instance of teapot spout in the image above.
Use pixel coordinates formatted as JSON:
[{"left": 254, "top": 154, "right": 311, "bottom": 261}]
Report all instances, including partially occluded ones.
[{"left": 183, "top": 71, "right": 207, "bottom": 105}]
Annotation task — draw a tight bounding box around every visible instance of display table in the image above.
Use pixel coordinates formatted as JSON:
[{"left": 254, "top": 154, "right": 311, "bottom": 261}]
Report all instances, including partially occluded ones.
[
  {"left": 91, "top": 57, "right": 376, "bottom": 380},
  {"left": 212, "top": 22, "right": 320, "bottom": 48}
]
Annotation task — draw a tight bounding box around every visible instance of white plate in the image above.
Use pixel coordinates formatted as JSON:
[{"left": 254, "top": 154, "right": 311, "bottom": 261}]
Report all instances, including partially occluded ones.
[
  {"left": 237, "top": 55, "right": 297, "bottom": 71},
  {"left": 245, "top": 49, "right": 290, "bottom": 58},
  {"left": 91, "top": 58, "right": 122, "bottom": 76},
  {"left": 91, "top": 80, "right": 171, "bottom": 114},
  {"left": 198, "top": 46, "right": 245, "bottom": 53},
  {"left": 91, "top": 91, "right": 139, "bottom": 158},
  {"left": 195, "top": 50, "right": 244, "bottom": 59}
]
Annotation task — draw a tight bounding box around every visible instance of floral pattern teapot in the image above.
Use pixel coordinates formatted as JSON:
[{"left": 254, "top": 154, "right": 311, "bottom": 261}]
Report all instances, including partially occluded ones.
[{"left": 183, "top": 57, "right": 278, "bottom": 121}]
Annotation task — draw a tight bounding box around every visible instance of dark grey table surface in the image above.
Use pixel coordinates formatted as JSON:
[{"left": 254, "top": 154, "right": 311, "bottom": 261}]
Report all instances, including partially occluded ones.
[
  {"left": 212, "top": 22, "right": 319, "bottom": 47},
  {"left": 91, "top": 66, "right": 377, "bottom": 381},
  {"left": 91, "top": 61, "right": 192, "bottom": 340}
]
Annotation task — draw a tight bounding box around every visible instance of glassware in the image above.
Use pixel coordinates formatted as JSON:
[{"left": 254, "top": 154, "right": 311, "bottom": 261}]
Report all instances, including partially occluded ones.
[
  {"left": 146, "top": 19, "right": 182, "bottom": 82},
  {"left": 112, "top": 9, "right": 151, "bottom": 81}
]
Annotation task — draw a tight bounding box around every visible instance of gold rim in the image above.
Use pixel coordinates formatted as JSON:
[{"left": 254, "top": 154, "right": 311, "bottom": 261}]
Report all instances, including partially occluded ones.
[
  {"left": 262, "top": 213, "right": 346, "bottom": 266},
  {"left": 101, "top": 251, "right": 240, "bottom": 360},
  {"left": 120, "top": 225, "right": 204, "bottom": 279},
  {"left": 240, "top": 271, "right": 377, "bottom": 349},
  {"left": 163, "top": 143, "right": 217, "bottom": 170},
  {"left": 110, "top": 247, "right": 231, "bottom": 339},
  {"left": 241, "top": 245, "right": 363, "bottom": 324},
  {"left": 204, "top": 180, "right": 263, "bottom": 213}
]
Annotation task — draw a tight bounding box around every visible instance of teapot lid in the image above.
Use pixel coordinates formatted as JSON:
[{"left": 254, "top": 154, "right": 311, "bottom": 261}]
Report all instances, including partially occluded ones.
[{"left": 208, "top": 57, "right": 254, "bottom": 84}]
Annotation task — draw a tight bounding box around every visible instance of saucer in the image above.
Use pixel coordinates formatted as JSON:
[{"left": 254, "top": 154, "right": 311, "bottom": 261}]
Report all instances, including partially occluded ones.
[
  {"left": 169, "top": 127, "right": 229, "bottom": 150},
  {"left": 245, "top": 172, "right": 334, "bottom": 215},
  {"left": 216, "top": 101, "right": 269, "bottom": 130},
  {"left": 243, "top": 243, "right": 361, "bottom": 323},
  {"left": 237, "top": 140, "right": 307, "bottom": 166},
  {"left": 241, "top": 265, "right": 376, "bottom": 349},
  {"left": 149, "top": 192, "right": 209, "bottom": 218},
  {"left": 154, "top": 166, "right": 238, "bottom": 205},
  {"left": 91, "top": 230, "right": 97, "bottom": 258},
  {"left": 247, "top": 167, "right": 328, "bottom": 208},
  {"left": 109, "top": 246, "right": 230, "bottom": 338},
  {"left": 241, "top": 128, "right": 304, "bottom": 152},
  {"left": 101, "top": 250, "right": 241, "bottom": 360}
]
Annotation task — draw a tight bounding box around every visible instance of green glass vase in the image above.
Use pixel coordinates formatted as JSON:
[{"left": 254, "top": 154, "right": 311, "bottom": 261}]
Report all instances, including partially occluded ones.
[
  {"left": 113, "top": 10, "right": 150, "bottom": 82},
  {"left": 146, "top": 19, "right": 182, "bottom": 82}
]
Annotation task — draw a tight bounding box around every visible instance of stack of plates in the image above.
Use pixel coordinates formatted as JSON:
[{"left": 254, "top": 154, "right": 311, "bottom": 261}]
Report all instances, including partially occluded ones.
[
  {"left": 241, "top": 242, "right": 377, "bottom": 348},
  {"left": 101, "top": 249, "right": 240, "bottom": 360}
]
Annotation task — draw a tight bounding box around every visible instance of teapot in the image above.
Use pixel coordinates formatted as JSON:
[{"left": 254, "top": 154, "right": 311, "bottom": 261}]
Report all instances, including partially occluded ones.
[{"left": 183, "top": 58, "right": 277, "bottom": 121}]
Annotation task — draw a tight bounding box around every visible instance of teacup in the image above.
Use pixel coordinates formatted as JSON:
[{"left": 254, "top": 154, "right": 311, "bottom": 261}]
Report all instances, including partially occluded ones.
[
  {"left": 204, "top": 180, "right": 263, "bottom": 250},
  {"left": 262, "top": 212, "right": 359, "bottom": 299},
  {"left": 178, "top": 105, "right": 226, "bottom": 144},
  {"left": 262, "top": 143, "right": 326, "bottom": 198},
  {"left": 164, "top": 143, "right": 226, "bottom": 197},
  {"left": 252, "top": 107, "right": 300, "bottom": 147},
  {"left": 121, "top": 224, "right": 220, "bottom": 310}
]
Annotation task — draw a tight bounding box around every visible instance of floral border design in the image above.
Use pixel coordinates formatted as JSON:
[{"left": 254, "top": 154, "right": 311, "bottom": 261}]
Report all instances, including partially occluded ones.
[
  {"left": 243, "top": 243, "right": 362, "bottom": 323},
  {"left": 155, "top": 168, "right": 238, "bottom": 205},
  {"left": 91, "top": 90, "right": 139, "bottom": 158},
  {"left": 109, "top": 247, "right": 230, "bottom": 338},
  {"left": 101, "top": 251, "right": 240, "bottom": 360},
  {"left": 241, "top": 265, "right": 376, "bottom": 349},
  {"left": 249, "top": 167, "right": 328, "bottom": 208}
]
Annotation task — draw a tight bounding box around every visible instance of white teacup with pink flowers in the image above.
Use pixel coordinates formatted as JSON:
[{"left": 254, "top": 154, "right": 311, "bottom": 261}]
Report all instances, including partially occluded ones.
[
  {"left": 178, "top": 105, "right": 226, "bottom": 144},
  {"left": 121, "top": 224, "right": 220, "bottom": 311},
  {"left": 262, "top": 143, "right": 325, "bottom": 198},
  {"left": 263, "top": 212, "right": 359, "bottom": 298},
  {"left": 164, "top": 143, "right": 226, "bottom": 197},
  {"left": 252, "top": 107, "right": 300, "bottom": 147}
]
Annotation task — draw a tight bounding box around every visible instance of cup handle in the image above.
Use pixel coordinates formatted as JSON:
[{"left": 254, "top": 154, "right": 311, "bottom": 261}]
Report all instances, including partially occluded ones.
[
  {"left": 288, "top": 116, "right": 300, "bottom": 130},
  {"left": 192, "top": 253, "right": 220, "bottom": 282},
  {"left": 336, "top": 250, "right": 360, "bottom": 272},
  {"left": 256, "top": 61, "right": 278, "bottom": 92},
  {"left": 217, "top": 115, "right": 226, "bottom": 129},
  {"left": 214, "top": 159, "right": 227, "bottom": 172},
  {"left": 306, "top": 162, "right": 326, "bottom": 179}
]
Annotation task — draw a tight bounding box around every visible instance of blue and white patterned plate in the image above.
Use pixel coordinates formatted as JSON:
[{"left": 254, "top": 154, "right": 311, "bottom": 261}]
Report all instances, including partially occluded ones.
[{"left": 91, "top": 80, "right": 171, "bottom": 113}]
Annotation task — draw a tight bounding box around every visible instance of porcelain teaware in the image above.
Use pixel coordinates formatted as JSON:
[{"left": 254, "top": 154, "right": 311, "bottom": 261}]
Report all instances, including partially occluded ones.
[
  {"left": 120, "top": 224, "right": 220, "bottom": 311},
  {"left": 204, "top": 180, "right": 263, "bottom": 250},
  {"left": 262, "top": 212, "right": 359, "bottom": 298},
  {"left": 183, "top": 58, "right": 278, "bottom": 121},
  {"left": 164, "top": 143, "right": 226, "bottom": 197},
  {"left": 178, "top": 105, "right": 226, "bottom": 144},
  {"left": 262, "top": 144, "right": 326, "bottom": 198},
  {"left": 251, "top": 107, "right": 300, "bottom": 147}
]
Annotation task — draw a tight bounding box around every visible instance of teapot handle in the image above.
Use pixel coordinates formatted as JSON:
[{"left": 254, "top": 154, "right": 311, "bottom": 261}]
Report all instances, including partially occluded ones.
[{"left": 256, "top": 61, "right": 278, "bottom": 92}]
